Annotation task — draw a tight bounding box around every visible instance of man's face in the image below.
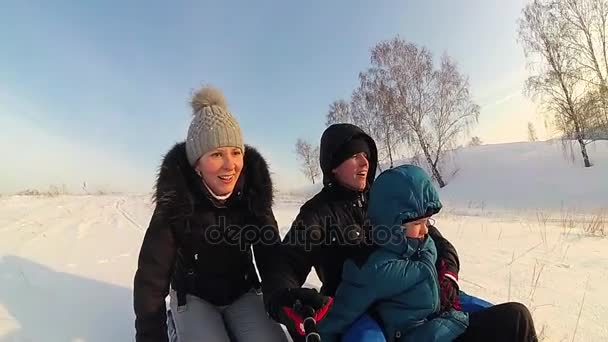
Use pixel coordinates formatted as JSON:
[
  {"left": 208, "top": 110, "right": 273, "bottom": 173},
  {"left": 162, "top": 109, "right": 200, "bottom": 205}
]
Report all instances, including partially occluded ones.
[{"left": 331, "top": 152, "right": 369, "bottom": 191}]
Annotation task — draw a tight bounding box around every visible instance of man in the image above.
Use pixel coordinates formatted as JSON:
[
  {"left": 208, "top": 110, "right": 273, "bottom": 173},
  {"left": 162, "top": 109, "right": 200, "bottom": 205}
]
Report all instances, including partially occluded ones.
[{"left": 266, "top": 123, "right": 461, "bottom": 340}]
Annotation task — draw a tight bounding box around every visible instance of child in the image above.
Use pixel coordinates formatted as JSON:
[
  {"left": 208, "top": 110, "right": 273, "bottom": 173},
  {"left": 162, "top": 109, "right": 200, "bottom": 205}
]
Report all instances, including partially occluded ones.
[{"left": 318, "top": 164, "right": 468, "bottom": 342}]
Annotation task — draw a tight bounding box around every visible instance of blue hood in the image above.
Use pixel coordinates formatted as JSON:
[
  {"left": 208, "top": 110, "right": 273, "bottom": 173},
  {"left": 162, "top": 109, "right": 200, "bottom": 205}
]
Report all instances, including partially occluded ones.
[{"left": 368, "top": 165, "right": 442, "bottom": 255}]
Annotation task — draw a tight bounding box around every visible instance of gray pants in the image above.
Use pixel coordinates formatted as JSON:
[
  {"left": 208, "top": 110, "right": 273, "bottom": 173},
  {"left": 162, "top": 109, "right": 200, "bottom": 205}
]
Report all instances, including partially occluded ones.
[{"left": 169, "top": 288, "right": 288, "bottom": 342}]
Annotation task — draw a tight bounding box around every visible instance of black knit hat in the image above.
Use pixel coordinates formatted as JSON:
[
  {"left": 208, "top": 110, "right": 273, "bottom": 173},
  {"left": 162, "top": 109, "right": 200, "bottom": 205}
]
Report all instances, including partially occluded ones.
[{"left": 330, "top": 136, "right": 371, "bottom": 169}]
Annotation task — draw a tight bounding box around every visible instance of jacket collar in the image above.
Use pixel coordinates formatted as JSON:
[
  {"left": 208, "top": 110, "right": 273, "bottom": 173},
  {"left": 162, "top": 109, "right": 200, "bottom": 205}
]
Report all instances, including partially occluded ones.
[
  {"left": 324, "top": 181, "right": 368, "bottom": 205},
  {"left": 153, "top": 142, "right": 273, "bottom": 219}
]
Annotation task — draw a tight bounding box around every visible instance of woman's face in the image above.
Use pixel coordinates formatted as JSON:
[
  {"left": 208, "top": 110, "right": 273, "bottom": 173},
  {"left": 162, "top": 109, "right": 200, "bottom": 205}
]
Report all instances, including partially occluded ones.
[{"left": 195, "top": 147, "right": 244, "bottom": 196}]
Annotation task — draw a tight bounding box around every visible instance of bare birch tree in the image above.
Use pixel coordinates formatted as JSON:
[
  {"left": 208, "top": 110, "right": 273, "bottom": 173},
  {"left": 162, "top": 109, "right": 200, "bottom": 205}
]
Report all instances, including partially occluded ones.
[
  {"left": 352, "top": 69, "right": 402, "bottom": 170},
  {"left": 518, "top": 0, "right": 596, "bottom": 166},
  {"left": 362, "top": 38, "right": 479, "bottom": 187},
  {"left": 557, "top": 0, "right": 608, "bottom": 132},
  {"left": 325, "top": 99, "right": 353, "bottom": 126},
  {"left": 469, "top": 136, "right": 483, "bottom": 147},
  {"left": 295, "top": 139, "right": 320, "bottom": 184},
  {"left": 528, "top": 122, "right": 539, "bottom": 141}
]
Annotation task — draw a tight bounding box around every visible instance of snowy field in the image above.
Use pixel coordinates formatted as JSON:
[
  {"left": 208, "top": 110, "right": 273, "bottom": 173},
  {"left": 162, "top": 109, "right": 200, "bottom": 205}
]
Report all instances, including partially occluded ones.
[{"left": 1, "top": 141, "right": 607, "bottom": 341}]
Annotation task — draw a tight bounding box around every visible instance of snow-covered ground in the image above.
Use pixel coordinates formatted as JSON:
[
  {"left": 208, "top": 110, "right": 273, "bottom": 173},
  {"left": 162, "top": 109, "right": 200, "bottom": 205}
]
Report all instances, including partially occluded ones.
[
  {"left": 1, "top": 141, "right": 607, "bottom": 341},
  {"left": 437, "top": 140, "right": 608, "bottom": 212}
]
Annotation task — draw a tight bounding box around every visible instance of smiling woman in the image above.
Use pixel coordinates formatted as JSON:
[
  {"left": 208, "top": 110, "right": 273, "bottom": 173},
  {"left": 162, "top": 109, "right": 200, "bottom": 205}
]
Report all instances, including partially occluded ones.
[
  {"left": 195, "top": 146, "right": 244, "bottom": 198},
  {"left": 133, "top": 85, "right": 287, "bottom": 342},
  {"left": 186, "top": 86, "right": 246, "bottom": 201}
]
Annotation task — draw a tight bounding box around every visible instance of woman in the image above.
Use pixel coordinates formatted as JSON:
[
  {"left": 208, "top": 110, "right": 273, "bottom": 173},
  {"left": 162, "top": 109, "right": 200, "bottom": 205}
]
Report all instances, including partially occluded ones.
[{"left": 134, "top": 85, "right": 287, "bottom": 342}]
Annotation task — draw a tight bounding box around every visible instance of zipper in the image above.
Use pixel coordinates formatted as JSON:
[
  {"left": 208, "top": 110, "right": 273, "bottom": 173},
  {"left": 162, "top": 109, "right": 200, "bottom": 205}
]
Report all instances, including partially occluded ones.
[{"left": 357, "top": 193, "right": 364, "bottom": 208}]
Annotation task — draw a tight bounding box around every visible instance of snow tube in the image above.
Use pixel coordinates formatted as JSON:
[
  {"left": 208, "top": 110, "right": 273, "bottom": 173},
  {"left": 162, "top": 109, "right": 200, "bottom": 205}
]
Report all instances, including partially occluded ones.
[
  {"left": 459, "top": 291, "right": 493, "bottom": 313},
  {"left": 342, "top": 314, "right": 386, "bottom": 342},
  {"left": 165, "top": 294, "right": 492, "bottom": 341}
]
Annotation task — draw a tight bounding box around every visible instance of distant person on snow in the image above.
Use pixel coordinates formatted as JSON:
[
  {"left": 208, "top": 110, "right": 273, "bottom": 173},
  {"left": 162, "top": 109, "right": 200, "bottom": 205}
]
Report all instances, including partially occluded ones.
[
  {"left": 133, "top": 85, "right": 287, "bottom": 342},
  {"left": 265, "top": 123, "right": 462, "bottom": 341},
  {"left": 317, "top": 164, "right": 538, "bottom": 342}
]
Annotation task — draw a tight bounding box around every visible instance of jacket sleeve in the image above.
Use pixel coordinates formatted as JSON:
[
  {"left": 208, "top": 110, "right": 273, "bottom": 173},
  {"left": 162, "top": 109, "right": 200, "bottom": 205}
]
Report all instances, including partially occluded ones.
[
  {"left": 318, "top": 242, "right": 437, "bottom": 342},
  {"left": 133, "top": 207, "right": 176, "bottom": 342},
  {"left": 250, "top": 208, "right": 284, "bottom": 295},
  {"left": 428, "top": 225, "right": 460, "bottom": 281},
  {"left": 263, "top": 207, "right": 323, "bottom": 298},
  {"left": 317, "top": 260, "right": 379, "bottom": 342}
]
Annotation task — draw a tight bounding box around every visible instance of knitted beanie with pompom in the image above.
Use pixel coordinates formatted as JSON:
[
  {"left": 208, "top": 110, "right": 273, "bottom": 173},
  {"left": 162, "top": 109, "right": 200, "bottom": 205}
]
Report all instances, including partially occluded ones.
[{"left": 185, "top": 85, "right": 244, "bottom": 166}]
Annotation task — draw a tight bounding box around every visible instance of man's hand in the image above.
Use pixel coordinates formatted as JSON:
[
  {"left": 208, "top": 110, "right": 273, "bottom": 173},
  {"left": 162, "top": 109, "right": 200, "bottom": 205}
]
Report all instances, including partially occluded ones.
[{"left": 267, "top": 288, "right": 333, "bottom": 336}]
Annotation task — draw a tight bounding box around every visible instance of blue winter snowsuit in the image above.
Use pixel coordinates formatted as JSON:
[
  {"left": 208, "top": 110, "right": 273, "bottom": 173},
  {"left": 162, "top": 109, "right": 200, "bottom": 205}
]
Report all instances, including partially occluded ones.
[{"left": 318, "top": 165, "right": 468, "bottom": 342}]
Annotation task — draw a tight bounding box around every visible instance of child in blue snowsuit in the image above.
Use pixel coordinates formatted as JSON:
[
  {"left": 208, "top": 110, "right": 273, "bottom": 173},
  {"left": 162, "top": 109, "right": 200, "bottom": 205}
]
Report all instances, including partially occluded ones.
[{"left": 318, "top": 165, "right": 468, "bottom": 342}]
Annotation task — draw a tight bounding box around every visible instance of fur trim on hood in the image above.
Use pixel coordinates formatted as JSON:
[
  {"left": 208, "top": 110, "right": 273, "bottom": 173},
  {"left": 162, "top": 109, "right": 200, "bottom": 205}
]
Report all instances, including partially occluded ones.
[{"left": 153, "top": 142, "right": 274, "bottom": 220}]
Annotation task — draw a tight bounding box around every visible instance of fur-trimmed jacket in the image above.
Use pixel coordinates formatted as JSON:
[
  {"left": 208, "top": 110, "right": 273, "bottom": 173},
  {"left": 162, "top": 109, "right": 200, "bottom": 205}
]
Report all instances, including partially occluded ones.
[{"left": 133, "top": 143, "right": 282, "bottom": 342}]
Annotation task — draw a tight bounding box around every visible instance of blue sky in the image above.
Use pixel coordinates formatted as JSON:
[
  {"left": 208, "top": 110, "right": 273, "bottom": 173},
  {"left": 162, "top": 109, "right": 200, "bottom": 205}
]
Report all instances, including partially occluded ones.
[{"left": 1, "top": 0, "right": 545, "bottom": 193}]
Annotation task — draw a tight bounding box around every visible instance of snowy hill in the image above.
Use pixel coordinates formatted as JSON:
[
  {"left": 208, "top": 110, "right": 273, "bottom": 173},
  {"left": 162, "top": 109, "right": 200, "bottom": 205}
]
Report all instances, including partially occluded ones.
[
  {"left": 1, "top": 141, "right": 607, "bottom": 341},
  {"left": 376, "top": 141, "right": 608, "bottom": 210},
  {"left": 290, "top": 140, "right": 608, "bottom": 212},
  {"left": 436, "top": 140, "right": 608, "bottom": 211}
]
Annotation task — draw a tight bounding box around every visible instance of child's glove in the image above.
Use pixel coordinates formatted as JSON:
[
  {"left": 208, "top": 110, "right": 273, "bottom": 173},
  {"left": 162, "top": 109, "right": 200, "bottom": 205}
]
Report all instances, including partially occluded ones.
[
  {"left": 267, "top": 287, "right": 333, "bottom": 336},
  {"left": 438, "top": 259, "right": 461, "bottom": 312}
]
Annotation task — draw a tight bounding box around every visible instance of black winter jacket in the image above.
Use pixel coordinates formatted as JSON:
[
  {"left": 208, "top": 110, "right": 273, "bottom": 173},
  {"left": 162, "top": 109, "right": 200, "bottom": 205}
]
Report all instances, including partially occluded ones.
[
  {"left": 133, "top": 143, "right": 282, "bottom": 342},
  {"left": 266, "top": 124, "right": 460, "bottom": 299}
]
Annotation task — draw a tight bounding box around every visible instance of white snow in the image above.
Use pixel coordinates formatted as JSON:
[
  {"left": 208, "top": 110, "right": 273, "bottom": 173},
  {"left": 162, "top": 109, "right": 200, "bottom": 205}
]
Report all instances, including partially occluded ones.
[
  {"left": 437, "top": 140, "right": 608, "bottom": 212},
  {"left": 1, "top": 141, "right": 607, "bottom": 341}
]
